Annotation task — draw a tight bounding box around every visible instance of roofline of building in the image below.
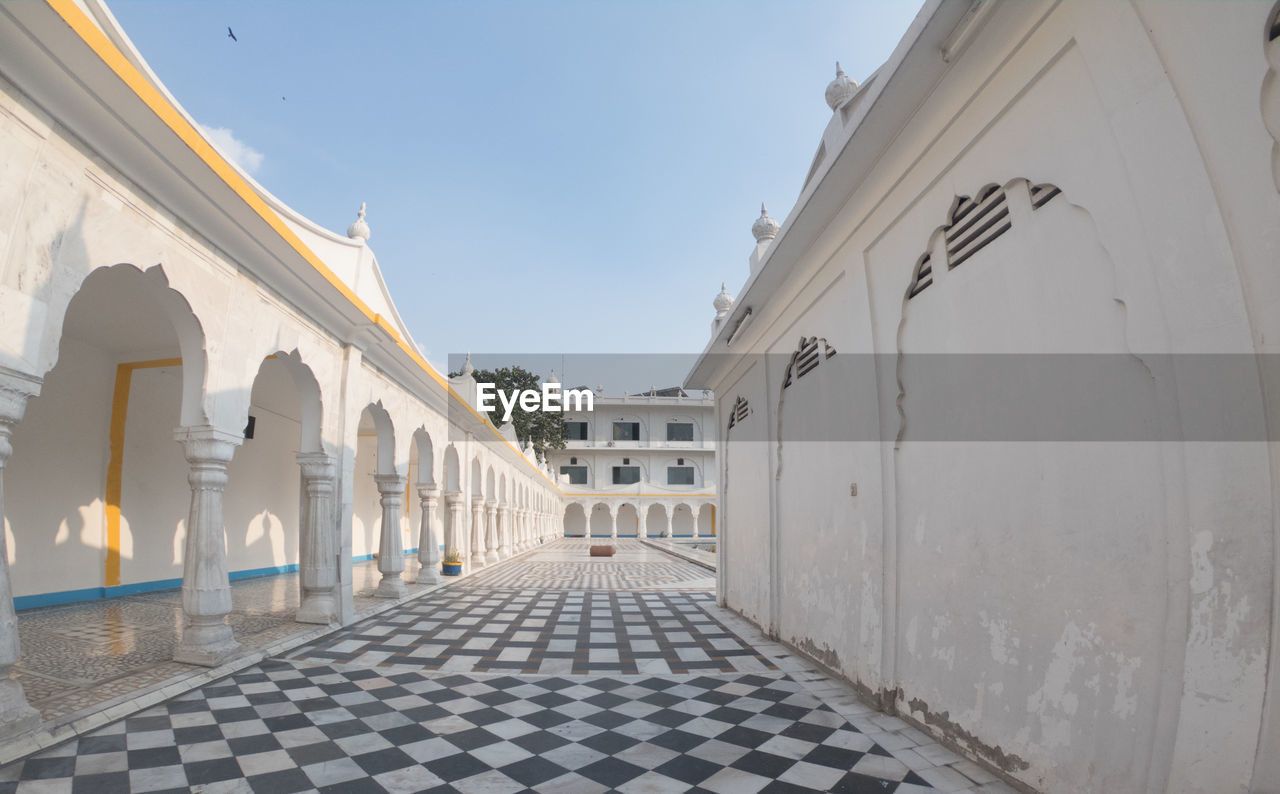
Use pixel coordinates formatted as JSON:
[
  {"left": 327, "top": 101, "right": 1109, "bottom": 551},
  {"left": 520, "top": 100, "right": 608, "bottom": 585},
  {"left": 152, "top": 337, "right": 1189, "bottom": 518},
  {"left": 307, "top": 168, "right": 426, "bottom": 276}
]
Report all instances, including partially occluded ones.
[
  {"left": 684, "top": 0, "right": 982, "bottom": 390},
  {"left": 0, "top": 0, "right": 558, "bottom": 488}
]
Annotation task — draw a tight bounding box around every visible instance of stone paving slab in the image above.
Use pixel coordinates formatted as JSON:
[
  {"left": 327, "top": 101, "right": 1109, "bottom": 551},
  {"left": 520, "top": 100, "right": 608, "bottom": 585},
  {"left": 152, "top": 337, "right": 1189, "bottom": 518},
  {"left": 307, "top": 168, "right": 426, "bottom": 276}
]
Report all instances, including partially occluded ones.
[
  {"left": 0, "top": 539, "right": 1021, "bottom": 793},
  {"left": 292, "top": 589, "right": 774, "bottom": 676},
  {"left": 12, "top": 557, "right": 436, "bottom": 725}
]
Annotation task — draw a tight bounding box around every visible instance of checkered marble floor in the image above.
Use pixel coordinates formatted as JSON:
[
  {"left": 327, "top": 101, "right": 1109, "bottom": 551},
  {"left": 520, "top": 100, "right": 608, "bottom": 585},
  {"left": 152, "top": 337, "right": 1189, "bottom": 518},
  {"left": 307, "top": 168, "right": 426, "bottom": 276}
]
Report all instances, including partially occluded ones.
[
  {"left": 465, "top": 539, "right": 716, "bottom": 591},
  {"left": 293, "top": 589, "right": 775, "bottom": 676},
  {"left": 0, "top": 540, "right": 1016, "bottom": 793},
  {"left": 12, "top": 557, "right": 431, "bottom": 724}
]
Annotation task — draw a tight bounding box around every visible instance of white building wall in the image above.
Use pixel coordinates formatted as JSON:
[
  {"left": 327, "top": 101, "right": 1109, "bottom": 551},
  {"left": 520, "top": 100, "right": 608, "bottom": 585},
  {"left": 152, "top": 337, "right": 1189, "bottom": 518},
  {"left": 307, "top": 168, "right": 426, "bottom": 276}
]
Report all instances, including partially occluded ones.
[
  {"left": 689, "top": 2, "right": 1280, "bottom": 791},
  {"left": 0, "top": 0, "right": 563, "bottom": 649}
]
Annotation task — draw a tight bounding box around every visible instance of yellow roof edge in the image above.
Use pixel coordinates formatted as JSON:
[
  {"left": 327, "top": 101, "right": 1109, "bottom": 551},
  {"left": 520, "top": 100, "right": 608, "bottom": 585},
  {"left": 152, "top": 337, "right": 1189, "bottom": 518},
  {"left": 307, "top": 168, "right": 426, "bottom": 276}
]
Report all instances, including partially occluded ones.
[{"left": 44, "top": 0, "right": 559, "bottom": 491}]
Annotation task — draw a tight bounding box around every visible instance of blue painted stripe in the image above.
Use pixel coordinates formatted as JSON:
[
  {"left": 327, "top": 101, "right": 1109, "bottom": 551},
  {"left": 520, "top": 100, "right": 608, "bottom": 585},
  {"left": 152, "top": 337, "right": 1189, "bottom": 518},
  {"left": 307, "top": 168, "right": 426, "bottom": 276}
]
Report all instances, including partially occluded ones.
[
  {"left": 16, "top": 545, "right": 423, "bottom": 611},
  {"left": 229, "top": 563, "right": 299, "bottom": 582}
]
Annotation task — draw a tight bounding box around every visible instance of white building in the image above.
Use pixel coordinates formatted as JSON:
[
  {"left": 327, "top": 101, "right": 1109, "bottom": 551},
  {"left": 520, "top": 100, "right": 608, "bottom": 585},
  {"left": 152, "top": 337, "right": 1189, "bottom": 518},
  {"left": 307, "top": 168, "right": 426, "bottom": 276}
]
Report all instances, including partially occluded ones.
[
  {"left": 687, "top": 3, "right": 1280, "bottom": 792},
  {"left": 548, "top": 386, "right": 715, "bottom": 539},
  {"left": 0, "top": 0, "right": 562, "bottom": 740}
]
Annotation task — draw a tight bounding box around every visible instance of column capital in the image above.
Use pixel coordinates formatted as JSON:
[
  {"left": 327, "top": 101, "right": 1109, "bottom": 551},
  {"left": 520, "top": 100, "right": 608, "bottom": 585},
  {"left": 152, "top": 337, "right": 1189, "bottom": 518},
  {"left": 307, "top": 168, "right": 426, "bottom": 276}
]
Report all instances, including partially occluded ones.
[
  {"left": 472, "top": 495, "right": 486, "bottom": 508},
  {"left": 418, "top": 484, "right": 441, "bottom": 501},
  {"left": 174, "top": 425, "right": 242, "bottom": 464},
  {"left": 296, "top": 451, "right": 336, "bottom": 480},
  {"left": 374, "top": 473, "right": 407, "bottom": 495},
  {"left": 0, "top": 367, "right": 41, "bottom": 427},
  {"left": 445, "top": 491, "right": 466, "bottom": 506}
]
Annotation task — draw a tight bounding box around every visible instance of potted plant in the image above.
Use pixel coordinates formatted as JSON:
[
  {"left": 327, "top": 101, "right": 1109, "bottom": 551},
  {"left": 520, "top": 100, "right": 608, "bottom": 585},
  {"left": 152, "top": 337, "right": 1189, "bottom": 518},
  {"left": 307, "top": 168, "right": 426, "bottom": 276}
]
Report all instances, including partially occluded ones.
[{"left": 442, "top": 549, "right": 463, "bottom": 576}]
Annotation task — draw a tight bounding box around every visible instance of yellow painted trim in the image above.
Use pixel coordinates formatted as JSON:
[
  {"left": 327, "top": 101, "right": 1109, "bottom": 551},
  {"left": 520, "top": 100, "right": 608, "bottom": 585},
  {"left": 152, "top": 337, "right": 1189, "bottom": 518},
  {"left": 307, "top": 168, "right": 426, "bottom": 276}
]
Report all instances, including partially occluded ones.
[
  {"left": 43, "top": 0, "right": 557, "bottom": 491},
  {"left": 104, "top": 357, "right": 182, "bottom": 587},
  {"left": 404, "top": 460, "right": 414, "bottom": 516}
]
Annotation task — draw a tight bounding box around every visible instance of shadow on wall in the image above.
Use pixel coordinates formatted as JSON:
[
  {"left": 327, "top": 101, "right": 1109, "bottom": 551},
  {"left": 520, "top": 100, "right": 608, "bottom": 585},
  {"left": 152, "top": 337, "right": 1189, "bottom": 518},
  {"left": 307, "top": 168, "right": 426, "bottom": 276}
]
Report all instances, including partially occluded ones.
[{"left": 4, "top": 260, "right": 360, "bottom": 609}]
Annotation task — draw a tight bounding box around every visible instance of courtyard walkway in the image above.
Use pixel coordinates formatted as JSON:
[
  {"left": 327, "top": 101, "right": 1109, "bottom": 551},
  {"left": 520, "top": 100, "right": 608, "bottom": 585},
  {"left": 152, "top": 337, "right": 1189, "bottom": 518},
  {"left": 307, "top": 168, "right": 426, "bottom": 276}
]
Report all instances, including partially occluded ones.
[{"left": 0, "top": 540, "right": 1015, "bottom": 793}]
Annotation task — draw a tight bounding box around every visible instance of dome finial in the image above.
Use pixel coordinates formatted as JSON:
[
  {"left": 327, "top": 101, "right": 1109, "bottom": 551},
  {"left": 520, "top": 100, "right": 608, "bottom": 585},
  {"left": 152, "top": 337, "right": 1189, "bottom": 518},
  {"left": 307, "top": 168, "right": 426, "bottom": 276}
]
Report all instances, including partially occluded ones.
[
  {"left": 346, "top": 202, "right": 371, "bottom": 241},
  {"left": 752, "top": 204, "right": 779, "bottom": 242},
  {"left": 825, "top": 60, "right": 859, "bottom": 111},
  {"left": 461, "top": 352, "right": 475, "bottom": 377},
  {"left": 714, "top": 282, "right": 735, "bottom": 316}
]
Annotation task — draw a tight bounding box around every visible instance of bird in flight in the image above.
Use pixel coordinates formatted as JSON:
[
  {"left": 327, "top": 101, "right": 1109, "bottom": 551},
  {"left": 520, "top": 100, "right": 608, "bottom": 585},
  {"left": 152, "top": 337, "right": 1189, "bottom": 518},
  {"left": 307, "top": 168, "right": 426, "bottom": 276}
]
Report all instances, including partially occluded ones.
[{"left": 227, "top": 26, "right": 237, "bottom": 42}]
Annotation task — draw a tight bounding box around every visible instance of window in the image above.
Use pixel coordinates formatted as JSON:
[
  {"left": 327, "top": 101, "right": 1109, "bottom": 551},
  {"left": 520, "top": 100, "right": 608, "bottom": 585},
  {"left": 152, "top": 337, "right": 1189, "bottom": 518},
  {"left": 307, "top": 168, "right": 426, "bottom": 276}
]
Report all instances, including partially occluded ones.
[
  {"left": 667, "top": 467, "right": 695, "bottom": 485},
  {"left": 908, "top": 180, "right": 1064, "bottom": 300},
  {"left": 564, "top": 421, "right": 588, "bottom": 440},
  {"left": 782, "top": 336, "right": 836, "bottom": 389},
  {"left": 613, "top": 422, "right": 640, "bottom": 441},
  {"left": 612, "top": 466, "right": 640, "bottom": 485},
  {"left": 666, "top": 422, "right": 694, "bottom": 442},
  {"left": 727, "top": 396, "right": 750, "bottom": 431},
  {"left": 560, "top": 466, "right": 588, "bottom": 485},
  {"left": 946, "top": 184, "right": 1010, "bottom": 270}
]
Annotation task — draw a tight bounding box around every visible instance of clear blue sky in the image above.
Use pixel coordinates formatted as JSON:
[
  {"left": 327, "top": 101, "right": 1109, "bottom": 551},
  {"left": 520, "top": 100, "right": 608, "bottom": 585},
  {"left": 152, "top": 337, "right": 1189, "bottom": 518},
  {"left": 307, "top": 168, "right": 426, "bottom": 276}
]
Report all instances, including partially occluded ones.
[{"left": 108, "top": 0, "right": 919, "bottom": 391}]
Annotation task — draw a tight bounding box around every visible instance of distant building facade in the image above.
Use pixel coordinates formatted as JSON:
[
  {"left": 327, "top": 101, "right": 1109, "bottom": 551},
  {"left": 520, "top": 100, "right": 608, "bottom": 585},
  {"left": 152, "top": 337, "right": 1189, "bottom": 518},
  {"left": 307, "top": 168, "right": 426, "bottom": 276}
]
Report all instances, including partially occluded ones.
[{"left": 548, "top": 386, "right": 715, "bottom": 538}]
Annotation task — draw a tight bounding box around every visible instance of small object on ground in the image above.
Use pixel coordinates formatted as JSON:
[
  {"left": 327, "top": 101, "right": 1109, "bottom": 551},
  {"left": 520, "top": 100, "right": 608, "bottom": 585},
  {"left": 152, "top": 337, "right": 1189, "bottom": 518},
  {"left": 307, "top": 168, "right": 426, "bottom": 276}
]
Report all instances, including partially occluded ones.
[{"left": 590, "top": 545, "right": 615, "bottom": 557}]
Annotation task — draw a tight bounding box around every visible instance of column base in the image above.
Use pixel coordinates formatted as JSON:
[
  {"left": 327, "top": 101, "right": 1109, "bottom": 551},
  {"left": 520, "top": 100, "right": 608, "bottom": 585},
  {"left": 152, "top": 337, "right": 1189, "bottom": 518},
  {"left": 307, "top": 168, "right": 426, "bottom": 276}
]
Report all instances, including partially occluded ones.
[
  {"left": 471, "top": 554, "right": 486, "bottom": 568},
  {"left": 484, "top": 550, "right": 499, "bottom": 564},
  {"left": 414, "top": 567, "right": 442, "bottom": 585},
  {"left": 0, "top": 680, "right": 40, "bottom": 740},
  {"left": 174, "top": 620, "right": 241, "bottom": 667},
  {"left": 498, "top": 545, "right": 511, "bottom": 558},
  {"left": 295, "top": 593, "right": 337, "bottom": 625},
  {"left": 374, "top": 575, "right": 408, "bottom": 599}
]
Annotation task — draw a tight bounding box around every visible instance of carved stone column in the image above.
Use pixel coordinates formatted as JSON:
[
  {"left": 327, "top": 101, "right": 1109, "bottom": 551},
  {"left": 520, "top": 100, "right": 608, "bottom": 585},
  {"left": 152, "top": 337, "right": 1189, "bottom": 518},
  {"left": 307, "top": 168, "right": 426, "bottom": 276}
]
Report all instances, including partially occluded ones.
[
  {"left": 664, "top": 505, "right": 674, "bottom": 538},
  {"left": 373, "top": 474, "right": 408, "bottom": 598},
  {"left": 471, "top": 496, "right": 487, "bottom": 567},
  {"left": 296, "top": 452, "right": 338, "bottom": 624},
  {"left": 485, "top": 501, "right": 499, "bottom": 564},
  {"left": 173, "top": 426, "right": 242, "bottom": 666},
  {"left": 415, "top": 486, "right": 441, "bottom": 585},
  {"left": 519, "top": 509, "right": 529, "bottom": 550},
  {"left": 608, "top": 504, "right": 618, "bottom": 539},
  {"left": 445, "top": 492, "right": 465, "bottom": 561},
  {"left": 638, "top": 505, "right": 648, "bottom": 539},
  {"left": 498, "top": 505, "right": 511, "bottom": 558},
  {"left": 0, "top": 371, "right": 43, "bottom": 738},
  {"left": 693, "top": 504, "right": 702, "bottom": 538}
]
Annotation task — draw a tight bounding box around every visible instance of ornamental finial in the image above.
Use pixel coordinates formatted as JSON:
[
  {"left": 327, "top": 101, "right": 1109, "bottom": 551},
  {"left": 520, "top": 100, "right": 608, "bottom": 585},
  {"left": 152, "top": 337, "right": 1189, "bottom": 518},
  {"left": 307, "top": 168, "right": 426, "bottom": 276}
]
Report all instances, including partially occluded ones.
[
  {"left": 751, "top": 204, "right": 779, "bottom": 242},
  {"left": 346, "top": 202, "right": 371, "bottom": 241},
  {"left": 825, "top": 61, "right": 859, "bottom": 111}
]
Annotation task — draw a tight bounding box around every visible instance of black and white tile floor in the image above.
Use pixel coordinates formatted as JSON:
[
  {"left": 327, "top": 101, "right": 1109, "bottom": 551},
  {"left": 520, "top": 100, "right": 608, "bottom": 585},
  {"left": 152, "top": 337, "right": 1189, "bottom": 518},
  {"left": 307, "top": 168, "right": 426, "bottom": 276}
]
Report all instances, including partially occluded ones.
[{"left": 0, "top": 541, "right": 1016, "bottom": 793}]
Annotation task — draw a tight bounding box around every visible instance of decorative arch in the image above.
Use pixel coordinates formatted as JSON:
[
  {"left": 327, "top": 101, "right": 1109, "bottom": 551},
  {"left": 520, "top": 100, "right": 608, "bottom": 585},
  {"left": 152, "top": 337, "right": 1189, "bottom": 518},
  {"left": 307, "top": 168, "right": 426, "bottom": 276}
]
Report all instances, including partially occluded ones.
[
  {"left": 242, "top": 350, "right": 323, "bottom": 454},
  {"left": 563, "top": 501, "right": 588, "bottom": 536},
  {"left": 605, "top": 412, "right": 648, "bottom": 444},
  {"left": 413, "top": 429, "right": 435, "bottom": 486},
  {"left": 470, "top": 457, "right": 483, "bottom": 496},
  {"left": 51, "top": 263, "right": 210, "bottom": 427},
  {"left": 905, "top": 178, "right": 1063, "bottom": 301},
  {"left": 661, "top": 413, "right": 703, "bottom": 444},
  {"left": 444, "top": 445, "right": 461, "bottom": 492},
  {"left": 359, "top": 403, "right": 396, "bottom": 475}
]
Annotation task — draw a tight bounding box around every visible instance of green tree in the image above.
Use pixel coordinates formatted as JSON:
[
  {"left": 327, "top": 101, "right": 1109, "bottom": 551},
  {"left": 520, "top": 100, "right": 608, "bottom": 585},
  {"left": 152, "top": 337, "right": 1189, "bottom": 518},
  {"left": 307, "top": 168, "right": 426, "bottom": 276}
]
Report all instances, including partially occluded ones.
[{"left": 451, "top": 365, "right": 566, "bottom": 462}]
